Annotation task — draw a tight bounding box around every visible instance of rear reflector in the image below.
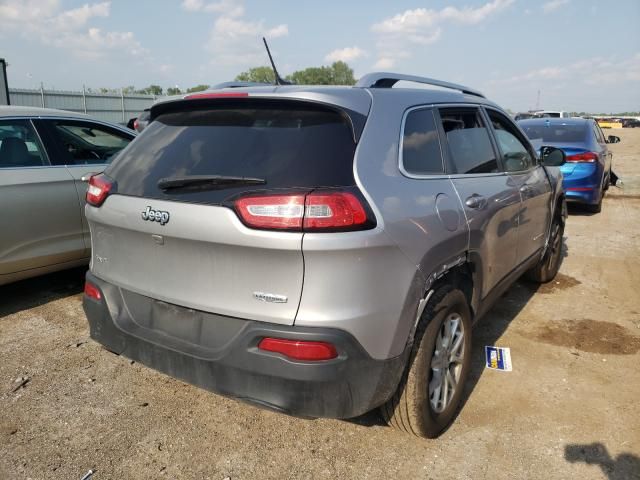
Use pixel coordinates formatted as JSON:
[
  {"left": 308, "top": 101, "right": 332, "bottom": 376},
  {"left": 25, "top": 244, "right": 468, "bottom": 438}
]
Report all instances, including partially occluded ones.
[
  {"left": 258, "top": 338, "right": 338, "bottom": 361},
  {"left": 86, "top": 174, "right": 114, "bottom": 207},
  {"left": 84, "top": 281, "right": 101, "bottom": 301},
  {"left": 566, "top": 187, "right": 594, "bottom": 191},
  {"left": 566, "top": 152, "right": 597, "bottom": 162},
  {"left": 185, "top": 92, "right": 249, "bottom": 100},
  {"left": 234, "top": 191, "right": 371, "bottom": 232}
]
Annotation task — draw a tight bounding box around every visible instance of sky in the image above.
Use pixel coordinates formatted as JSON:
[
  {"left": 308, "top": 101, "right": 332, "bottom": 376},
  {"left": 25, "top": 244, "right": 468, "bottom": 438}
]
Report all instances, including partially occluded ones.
[{"left": 0, "top": 0, "right": 638, "bottom": 112}]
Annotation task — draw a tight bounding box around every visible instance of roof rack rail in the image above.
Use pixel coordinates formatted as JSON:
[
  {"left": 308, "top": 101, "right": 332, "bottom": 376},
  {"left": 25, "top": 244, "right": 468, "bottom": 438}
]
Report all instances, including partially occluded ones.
[
  {"left": 212, "top": 81, "right": 271, "bottom": 89},
  {"left": 355, "top": 72, "right": 485, "bottom": 98}
]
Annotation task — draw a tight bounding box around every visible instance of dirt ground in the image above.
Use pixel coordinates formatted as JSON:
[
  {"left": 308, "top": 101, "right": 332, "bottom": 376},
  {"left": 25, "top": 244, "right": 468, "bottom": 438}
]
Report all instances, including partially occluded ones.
[{"left": 1, "top": 130, "right": 639, "bottom": 480}]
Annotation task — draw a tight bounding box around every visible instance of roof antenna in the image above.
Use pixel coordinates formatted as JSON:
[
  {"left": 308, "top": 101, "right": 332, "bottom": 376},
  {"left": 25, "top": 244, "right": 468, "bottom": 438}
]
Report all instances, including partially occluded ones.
[{"left": 263, "top": 37, "right": 291, "bottom": 86}]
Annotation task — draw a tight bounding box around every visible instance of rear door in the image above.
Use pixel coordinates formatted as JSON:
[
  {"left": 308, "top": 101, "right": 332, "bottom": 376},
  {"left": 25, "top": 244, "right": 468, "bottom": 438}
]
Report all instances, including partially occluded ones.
[
  {"left": 87, "top": 99, "right": 360, "bottom": 325},
  {"left": 0, "top": 119, "right": 84, "bottom": 277},
  {"left": 439, "top": 106, "right": 522, "bottom": 299},
  {"left": 34, "top": 119, "right": 135, "bottom": 253},
  {"left": 485, "top": 108, "right": 552, "bottom": 265}
]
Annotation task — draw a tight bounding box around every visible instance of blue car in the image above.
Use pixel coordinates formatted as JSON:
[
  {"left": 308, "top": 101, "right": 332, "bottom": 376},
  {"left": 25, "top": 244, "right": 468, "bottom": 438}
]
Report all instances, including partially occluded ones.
[{"left": 518, "top": 118, "right": 619, "bottom": 213}]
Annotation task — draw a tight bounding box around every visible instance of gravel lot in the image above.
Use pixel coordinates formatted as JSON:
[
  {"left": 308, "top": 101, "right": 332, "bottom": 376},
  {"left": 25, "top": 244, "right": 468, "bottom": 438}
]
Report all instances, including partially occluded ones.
[{"left": 1, "top": 130, "right": 639, "bottom": 480}]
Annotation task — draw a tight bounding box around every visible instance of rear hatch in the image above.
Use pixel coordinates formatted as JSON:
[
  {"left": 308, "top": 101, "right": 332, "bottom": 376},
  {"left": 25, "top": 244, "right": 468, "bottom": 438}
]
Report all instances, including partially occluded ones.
[{"left": 86, "top": 97, "right": 365, "bottom": 325}]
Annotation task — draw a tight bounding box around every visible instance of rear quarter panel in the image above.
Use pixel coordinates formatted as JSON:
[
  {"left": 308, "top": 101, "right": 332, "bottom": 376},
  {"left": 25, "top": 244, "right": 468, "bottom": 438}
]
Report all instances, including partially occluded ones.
[{"left": 307, "top": 91, "right": 469, "bottom": 359}]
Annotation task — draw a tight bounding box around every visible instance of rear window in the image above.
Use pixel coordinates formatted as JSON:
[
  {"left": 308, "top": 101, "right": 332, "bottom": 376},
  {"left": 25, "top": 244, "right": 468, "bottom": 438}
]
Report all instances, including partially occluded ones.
[
  {"left": 520, "top": 122, "right": 588, "bottom": 144},
  {"left": 107, "top": 100, "right": 359, "bottom": 205}
]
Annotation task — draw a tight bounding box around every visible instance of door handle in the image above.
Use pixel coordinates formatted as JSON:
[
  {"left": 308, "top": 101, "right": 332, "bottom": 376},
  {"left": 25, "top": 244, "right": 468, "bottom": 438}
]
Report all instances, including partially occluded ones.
[{"left": 465, "top": 194, "right": 487, "bottom": 209}]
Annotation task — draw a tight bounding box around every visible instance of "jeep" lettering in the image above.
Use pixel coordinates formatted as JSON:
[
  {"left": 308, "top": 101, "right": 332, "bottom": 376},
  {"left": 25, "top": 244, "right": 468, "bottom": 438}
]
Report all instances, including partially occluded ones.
[{"left": 141, "top": 206, "right": 170, "bottom": 225}]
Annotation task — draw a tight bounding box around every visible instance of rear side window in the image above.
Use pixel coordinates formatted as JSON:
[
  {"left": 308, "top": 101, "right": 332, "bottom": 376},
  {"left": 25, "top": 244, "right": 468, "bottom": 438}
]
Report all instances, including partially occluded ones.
[
  {"left": 401, "top": 108, "right": 444, "bottom": 175},
  {"left": 593, "top": 123, "right": 605, "bottom": 144},
  {"left": 108, "top": 100, "right": 359, "bottom": 205},
  {"left": 438, "top": 108, "right": 497, "bottom": 174}
]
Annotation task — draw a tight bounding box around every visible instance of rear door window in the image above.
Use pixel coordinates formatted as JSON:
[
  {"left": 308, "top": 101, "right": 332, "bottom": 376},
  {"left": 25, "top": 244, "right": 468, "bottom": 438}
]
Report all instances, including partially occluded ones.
[
  {"left": 437, "top": 108, "right": 498, "bottom": 174},
  {"left": 0, "top": 120, "right": 47, "bottom": 168},
  {"left": 107, "top": 100, "right": 360, "bottom": 205},
  {"left": 400, "top": 108, "right": 444, "bottom": 175}
]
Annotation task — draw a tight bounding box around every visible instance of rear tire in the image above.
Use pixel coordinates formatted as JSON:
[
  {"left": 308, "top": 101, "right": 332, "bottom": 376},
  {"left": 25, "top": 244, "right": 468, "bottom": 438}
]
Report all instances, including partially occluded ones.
[
  {"left": 525, "top": 203, "right": 565, "bottom": 283},
  {"left": 585, "top": 189, "right": 603, "bottom": 214},
  {"left": 604, "top": 168, "right": 611, "bottom": 191},
  {"left": 380, "top": 285, "right": 472, "bottom": 438}
]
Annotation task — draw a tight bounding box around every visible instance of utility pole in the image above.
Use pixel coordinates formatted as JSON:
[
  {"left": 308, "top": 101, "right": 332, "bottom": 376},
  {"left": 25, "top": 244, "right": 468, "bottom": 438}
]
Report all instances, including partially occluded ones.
[
  {"left": 0, "top": 58, "right": 9, "bottom": 105},
  {"left": 82, "top": 84, "right": 87, "bottom": 113},
  {"left": 535, "top": 89, "right": 541, "bottom": 111}
]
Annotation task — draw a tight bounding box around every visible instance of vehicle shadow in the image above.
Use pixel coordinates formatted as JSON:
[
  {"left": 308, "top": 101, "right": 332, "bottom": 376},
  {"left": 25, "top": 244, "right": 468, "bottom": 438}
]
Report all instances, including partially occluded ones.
[
  {"left": 348, "top": 237, "right": 570, "bottom": 430},
  {"left": 567, "top": 204, "right": 597, "bottom": 216},
  {"left": 564, "top": 443, "right": 640, "bottom": 480},
  {"left": 0, "top": 267, "right": 87, "bottom": 318}
]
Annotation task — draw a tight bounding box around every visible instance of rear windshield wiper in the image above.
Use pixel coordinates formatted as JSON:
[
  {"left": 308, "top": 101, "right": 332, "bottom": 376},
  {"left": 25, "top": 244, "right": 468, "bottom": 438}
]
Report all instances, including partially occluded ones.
[{"left": 157, "top": 175, "right": 266, "bottom": 191}]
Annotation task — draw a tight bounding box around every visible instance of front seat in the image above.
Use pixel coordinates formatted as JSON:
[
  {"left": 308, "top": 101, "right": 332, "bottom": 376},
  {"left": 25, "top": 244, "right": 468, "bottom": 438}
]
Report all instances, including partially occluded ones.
[{"left": 0, "top": 137, "right": 39, "bottom": 167}]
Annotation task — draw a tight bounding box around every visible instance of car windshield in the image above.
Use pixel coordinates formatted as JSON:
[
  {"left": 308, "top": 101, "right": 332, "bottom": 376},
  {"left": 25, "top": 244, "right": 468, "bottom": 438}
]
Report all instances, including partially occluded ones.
[{"left": 519, "top": 122, "right": 587, "bottom": 144}]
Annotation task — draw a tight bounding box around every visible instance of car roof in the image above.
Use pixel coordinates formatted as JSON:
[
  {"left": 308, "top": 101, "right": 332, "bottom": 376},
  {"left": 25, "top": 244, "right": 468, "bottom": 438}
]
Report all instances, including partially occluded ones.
[
  {"left": 152, "top": 84, "right": 498, "bottom": 118},
  {"left": 0, "top": 105, "right": 91, "bottom": 119}
]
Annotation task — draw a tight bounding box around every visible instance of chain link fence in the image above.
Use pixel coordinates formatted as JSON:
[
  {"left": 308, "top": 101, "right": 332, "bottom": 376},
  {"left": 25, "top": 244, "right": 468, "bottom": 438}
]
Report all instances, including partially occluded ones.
[{"left": 8, "top": 87, "right": 161, "bottom": 124}]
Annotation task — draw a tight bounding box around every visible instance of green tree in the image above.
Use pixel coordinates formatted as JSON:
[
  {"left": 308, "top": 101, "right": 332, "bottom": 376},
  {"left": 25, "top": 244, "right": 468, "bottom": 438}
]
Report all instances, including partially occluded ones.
[
  {"left": 187, "top": 84, "right": 211, "bottom": 93},
  {"left": 287, "top": 66, "right": 332, "bottom": 85},
  {"left": 139, "top": 84, "right": 163, "bottom": 96},
  {"left": 235, "top": 66, "right": 275, "bottom": 84},
  {"left": 288, "top": 61, "right": 356, "bottom": 85},
  {"left": 166, "top": 87, "right": 182, "bottom": 95},
  {"left": 121, "top": 85, "right": 136, "bottom": 94},
  {"left": 235, "top": 61, "right": 356, "bottom": 86},
  {"left": 186, "top": 84, "right": 210, "bottom": 93},
  {"left": 329, "top": 61, "right": 356, "bottom": 85}
]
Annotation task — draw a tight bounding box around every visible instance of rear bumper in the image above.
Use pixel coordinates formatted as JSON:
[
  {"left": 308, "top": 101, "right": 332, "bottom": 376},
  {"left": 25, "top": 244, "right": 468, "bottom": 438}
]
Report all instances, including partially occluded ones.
[
  {"left": 565, "top": 188, "right": 599, "bottom": 205},
  {"left": 83, "top": 272, "right": 407, "bottom": 419},
  {"left": 562, "top": 163, "right": 604, "bottom": 204},
  {"left": 562, "top": 166, "right": 603, "bottom": 205}
]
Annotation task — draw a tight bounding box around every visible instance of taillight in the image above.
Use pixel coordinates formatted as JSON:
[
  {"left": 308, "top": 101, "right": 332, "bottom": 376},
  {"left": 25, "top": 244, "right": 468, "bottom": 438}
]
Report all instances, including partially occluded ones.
[
  {"left": 258, "top": 338, "right": 338, "bottom": 361},
  {"left": 234, "top": 191, "right": 372, "bottom": 232},
  {"left": 304, "top": 192, "right": 367, "bottom": 230},
  {"left": 235, "top": 194, "right": 305, "bottom": 230},
  {"left": 566, "top": 152, "right": 597, "bottom": 162},
  {"left": 133, "top": 119, "right": 139, "bottom": 130},
  {"left": 86, "top": 174, "right": 113, "bottom": 207},
  {"left": 84, "top": 281, "right": 101, "bottom": 301}
]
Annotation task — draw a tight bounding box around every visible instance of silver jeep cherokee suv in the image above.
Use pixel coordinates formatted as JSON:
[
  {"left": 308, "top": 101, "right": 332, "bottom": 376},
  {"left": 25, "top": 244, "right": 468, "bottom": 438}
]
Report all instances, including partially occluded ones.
[{"left": 83, "top": 73, "right": 567, "bottom": 438}]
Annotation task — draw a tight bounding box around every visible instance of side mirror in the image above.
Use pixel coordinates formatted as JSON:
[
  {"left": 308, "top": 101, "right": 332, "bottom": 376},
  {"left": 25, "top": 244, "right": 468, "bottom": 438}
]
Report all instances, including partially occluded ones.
[
  {"left": 540, "top": 146, "right": 566, "bottom": 167},
  {"left": 607, "top": 135, "right": 620, "bottom": 144}
]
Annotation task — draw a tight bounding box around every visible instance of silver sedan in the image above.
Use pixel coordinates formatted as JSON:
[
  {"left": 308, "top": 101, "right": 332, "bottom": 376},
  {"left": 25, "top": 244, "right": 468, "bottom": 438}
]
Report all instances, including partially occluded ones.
[{"left": 0, "top": 106, "right": 136, "bottom": 285}]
